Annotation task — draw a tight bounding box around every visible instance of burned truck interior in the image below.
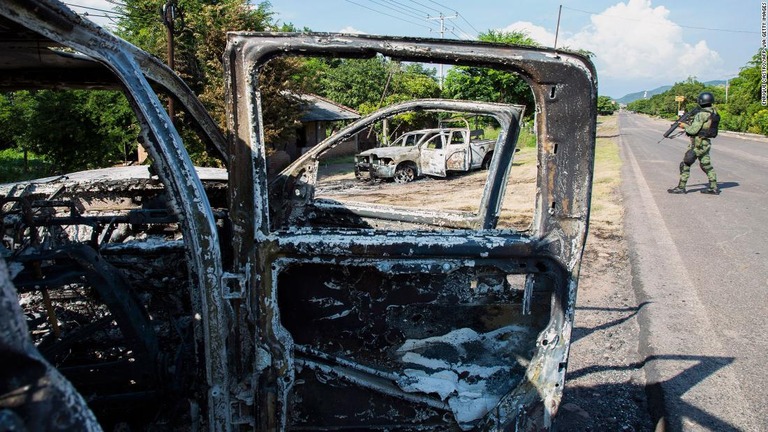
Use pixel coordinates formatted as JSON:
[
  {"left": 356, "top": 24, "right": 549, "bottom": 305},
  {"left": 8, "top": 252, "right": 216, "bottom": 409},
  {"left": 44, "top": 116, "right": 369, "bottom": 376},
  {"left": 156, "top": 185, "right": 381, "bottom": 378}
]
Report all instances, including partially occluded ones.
[{"left": 0, "top": 1, "right": 597, "bottom": 431}]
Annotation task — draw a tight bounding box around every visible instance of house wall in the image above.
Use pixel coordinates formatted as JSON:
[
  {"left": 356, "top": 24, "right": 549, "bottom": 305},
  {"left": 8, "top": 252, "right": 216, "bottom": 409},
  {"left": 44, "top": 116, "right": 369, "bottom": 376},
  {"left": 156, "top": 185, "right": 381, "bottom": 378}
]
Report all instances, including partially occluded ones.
[
  {"left": 317, "top": 137, "right": 359, "bottom": 158},
  {"left": 298, "top": 120, "right": 363, "bottom": 159}
]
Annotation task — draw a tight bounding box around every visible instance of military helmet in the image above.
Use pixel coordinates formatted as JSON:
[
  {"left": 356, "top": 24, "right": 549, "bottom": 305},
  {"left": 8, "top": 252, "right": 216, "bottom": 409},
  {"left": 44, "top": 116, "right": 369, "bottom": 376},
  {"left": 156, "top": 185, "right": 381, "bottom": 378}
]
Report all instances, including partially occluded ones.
[{"left": 697, "top": 91, "right": 714, "bottom": 107}]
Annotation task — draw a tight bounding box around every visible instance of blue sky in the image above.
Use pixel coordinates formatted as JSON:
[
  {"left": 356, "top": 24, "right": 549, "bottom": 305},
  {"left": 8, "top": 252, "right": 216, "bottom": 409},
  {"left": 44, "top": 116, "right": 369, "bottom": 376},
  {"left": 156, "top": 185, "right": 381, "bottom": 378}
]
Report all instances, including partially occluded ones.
[{"left": 77, "top": 0, "right": 759, "bottom": 98}]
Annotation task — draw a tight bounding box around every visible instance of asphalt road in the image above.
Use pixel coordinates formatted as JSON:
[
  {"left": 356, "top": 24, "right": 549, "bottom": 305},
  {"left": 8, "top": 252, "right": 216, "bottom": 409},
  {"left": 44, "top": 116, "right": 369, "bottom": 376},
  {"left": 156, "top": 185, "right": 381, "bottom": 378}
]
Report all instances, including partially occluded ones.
[{"left": 619, "top": 111, "right": 768, "bottom": 432}]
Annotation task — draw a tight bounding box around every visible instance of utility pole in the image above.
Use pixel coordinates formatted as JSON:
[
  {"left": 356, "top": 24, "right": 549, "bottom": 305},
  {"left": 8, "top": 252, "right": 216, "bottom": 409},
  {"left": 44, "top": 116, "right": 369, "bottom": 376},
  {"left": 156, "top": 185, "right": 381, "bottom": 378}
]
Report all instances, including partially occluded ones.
[
  {"left": 427, "top": 12, "right": 457, "bottom": 89},
  {"left": 162, "top": 0, "right": 179, "bottom": 122},
  {"left": 722, "top": 74, "right": 737, "bottom": 104},
  {"left": 554, "top": 5, "right": 562, "bottom": 49}
]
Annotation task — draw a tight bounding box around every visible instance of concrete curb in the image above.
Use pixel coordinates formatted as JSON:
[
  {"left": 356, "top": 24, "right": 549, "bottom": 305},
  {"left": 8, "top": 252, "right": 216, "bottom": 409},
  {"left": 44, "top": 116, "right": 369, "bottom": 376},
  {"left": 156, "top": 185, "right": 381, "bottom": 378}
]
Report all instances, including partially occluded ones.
[{"left": 719, "top": 130, "right": 768, "bottom": 142}]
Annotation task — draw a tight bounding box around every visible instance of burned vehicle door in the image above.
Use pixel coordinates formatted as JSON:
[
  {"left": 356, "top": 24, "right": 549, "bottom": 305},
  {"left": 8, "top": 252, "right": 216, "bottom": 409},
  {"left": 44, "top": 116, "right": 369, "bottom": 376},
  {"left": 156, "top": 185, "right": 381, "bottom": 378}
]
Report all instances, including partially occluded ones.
[
  {"left": 225, "top": 33, "right": 596, "bottom": 431},
  {"left": 0, "top": 1, "right": 232, "bottom": 428},
  {"left": 419, "top": 131, "right": 449, "bottom": 177},
  {"left": 446, "top": 129, "right": 470, "bottom": 171}
]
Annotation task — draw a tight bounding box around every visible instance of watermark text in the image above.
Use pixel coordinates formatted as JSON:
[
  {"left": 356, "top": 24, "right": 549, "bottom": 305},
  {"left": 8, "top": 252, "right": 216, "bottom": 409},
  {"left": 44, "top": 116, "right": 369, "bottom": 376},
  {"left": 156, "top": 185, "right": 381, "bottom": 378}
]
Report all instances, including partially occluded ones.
[{"left": 762, "top": 2, "right": 767, "bottom": 105}]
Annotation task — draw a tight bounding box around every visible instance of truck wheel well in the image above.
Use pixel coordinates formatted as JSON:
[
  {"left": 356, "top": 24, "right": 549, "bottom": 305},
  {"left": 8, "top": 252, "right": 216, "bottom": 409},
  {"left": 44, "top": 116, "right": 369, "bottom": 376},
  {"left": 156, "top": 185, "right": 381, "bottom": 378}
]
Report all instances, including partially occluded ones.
[
  {"left": 394, "top": 162, "right": 418, "bottom": 183},
  {"left": 481, "top": 152, "right": 493, "bottom": 169}
]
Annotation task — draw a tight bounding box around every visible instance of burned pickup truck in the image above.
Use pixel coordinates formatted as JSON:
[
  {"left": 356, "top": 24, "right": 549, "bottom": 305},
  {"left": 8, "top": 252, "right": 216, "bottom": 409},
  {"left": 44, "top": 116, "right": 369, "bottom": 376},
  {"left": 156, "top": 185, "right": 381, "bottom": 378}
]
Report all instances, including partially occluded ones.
[
  {"left": 354, "top": 117, "right": 498, "bottom": 183},
  {"left": 0, "top": 1, "right": 597, "bottom": 431}
]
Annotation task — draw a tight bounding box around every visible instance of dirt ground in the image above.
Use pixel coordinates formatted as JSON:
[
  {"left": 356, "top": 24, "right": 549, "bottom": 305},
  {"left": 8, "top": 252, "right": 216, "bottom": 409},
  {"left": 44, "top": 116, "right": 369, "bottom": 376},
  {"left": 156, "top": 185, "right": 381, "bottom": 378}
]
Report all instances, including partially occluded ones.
[{"left": 316, "top": 115, "right": 654, "bottom": 431}]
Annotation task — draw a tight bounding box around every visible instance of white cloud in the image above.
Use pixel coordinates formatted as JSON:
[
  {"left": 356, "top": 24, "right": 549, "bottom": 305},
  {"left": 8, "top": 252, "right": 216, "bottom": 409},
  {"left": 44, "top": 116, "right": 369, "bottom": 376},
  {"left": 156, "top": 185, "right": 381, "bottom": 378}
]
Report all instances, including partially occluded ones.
[
  {"left": 338, "top": 26, "right": 365, "bottom": 34},
  {"left": 501, "top": 21, "right": 556, "bottom": 47},
  {"left": 500, "top": 0, "right": 721, "bottom": 83}
]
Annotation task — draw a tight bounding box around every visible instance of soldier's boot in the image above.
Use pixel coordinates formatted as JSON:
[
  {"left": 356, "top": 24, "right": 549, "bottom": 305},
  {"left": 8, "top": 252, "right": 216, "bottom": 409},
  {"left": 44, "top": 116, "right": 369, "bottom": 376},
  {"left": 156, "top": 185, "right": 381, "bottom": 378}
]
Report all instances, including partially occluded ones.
[
  {"left": 701, "top": 181, "right": 720, "bottom": 195},
  {"left": 667, "top": 183, "right": 686, "bottom": 194}
]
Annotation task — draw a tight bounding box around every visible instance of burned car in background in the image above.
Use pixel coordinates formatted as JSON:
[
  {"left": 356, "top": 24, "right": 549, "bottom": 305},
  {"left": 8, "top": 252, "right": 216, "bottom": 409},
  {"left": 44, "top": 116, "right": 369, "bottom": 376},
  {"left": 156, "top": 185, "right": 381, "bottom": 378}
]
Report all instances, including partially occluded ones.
[
  {"left": 354, "top": 116, "right": 498, "bottom": 183},
  {"left": 0, "top": 1, "right": 597, "bottom": 431}
]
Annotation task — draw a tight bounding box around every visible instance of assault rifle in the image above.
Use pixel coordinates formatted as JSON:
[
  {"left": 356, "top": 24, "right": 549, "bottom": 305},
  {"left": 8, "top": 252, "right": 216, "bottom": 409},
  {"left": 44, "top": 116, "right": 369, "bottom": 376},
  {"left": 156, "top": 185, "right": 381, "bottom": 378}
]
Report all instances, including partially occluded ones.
[{"left": 657, "top": 107, "right": 700, "bottom": 143}]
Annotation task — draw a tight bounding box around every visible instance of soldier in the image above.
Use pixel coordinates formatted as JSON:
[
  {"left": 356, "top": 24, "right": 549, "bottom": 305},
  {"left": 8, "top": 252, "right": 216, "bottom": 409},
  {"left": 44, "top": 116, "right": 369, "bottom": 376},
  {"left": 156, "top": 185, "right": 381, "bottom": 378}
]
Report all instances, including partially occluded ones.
[{"left": 668, "top": 91, "right": 720, "bottom": 195}]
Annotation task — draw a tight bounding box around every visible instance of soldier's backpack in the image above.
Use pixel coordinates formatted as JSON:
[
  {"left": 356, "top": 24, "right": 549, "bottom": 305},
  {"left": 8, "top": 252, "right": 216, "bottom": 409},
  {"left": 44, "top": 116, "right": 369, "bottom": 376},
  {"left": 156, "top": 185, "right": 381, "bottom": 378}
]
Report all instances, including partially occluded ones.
[{"left": 699, "top": 109, "right": 720, "bottom": 138}]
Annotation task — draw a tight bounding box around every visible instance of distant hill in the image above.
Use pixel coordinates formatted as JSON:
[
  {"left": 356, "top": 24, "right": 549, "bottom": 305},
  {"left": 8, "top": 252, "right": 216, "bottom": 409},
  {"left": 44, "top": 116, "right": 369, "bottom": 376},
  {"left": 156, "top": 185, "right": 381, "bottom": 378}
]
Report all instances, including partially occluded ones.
[
  {"left": 616, "top": 86, "right": 671, "bottom": 105},
  {"left": 616, "top": 80, "right": 727, "bottom": 105}
]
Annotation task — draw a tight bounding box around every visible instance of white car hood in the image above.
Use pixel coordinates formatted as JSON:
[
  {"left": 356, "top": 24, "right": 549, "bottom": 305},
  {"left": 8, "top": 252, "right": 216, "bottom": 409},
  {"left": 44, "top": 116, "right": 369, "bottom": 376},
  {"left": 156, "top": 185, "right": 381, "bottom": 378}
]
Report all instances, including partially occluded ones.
[{"left": 358, "top": 146, "right": 418, "bottom": 159}]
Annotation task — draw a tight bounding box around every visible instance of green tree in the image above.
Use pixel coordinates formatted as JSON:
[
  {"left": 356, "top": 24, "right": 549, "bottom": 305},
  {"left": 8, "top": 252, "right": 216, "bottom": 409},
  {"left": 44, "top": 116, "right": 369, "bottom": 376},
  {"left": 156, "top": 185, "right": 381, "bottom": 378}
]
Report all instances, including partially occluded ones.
[
  {"left": 596, "top": 96, "right": 617, "bottom": 115},
  {"left": 622, "top": 65, "right": 768, "bottom": 135},
  {"left": 627, "top": 77, "right": 724, "bottom": 122},
  {"left": 0, "top": 90, "right": 136, "bottom": 174},
  {"left": 317, "top": 57, "right": 390, "bottom": 112},
  {"left": 305, "top": 56, "right": 439, "bottom": 116},
  {"left": 116, "top": 0, "right": 304, "bottom": 157},
  {"left": 0, "top": 91, "right": 35, "bottom": 150},
  {"left": 442, "top": 30, "right": 539, "bottom": 117},
  {"left": 296, "top": 56, "right": 441, "bottom": 141},
  {"left": 719, "top": 52, "right": 764, "bottom": 133},
  {"left": 0, "top": 89, "right": 137, "bottom": 175}
]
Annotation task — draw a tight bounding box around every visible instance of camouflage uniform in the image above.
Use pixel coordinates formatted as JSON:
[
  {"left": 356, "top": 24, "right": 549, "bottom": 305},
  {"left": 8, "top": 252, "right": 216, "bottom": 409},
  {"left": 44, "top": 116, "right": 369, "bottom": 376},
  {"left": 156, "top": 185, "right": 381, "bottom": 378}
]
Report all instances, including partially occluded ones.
[{"left": 675, "top": 107, "right": 718, "bottom": 192}]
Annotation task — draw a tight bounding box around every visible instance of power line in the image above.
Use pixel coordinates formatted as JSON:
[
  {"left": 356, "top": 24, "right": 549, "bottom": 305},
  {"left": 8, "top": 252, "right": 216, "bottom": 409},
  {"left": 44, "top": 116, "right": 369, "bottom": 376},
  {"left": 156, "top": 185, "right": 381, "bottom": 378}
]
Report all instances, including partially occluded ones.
[
  {"left": 79, "top": 12, "right": 119, "bottom": 23},
  {"left": 562, "top": 6, "right": 758, "bottom": 34},
  {"left": 423, "top": 0, "right": 451, "bottom": 12},
  {"left": 396, "top": 0, "right": 429, "bottom": 15},
  {"left": 427, "top": 12, "right": 457, "bottom": 39},
  {"left": 451, "top": 27, "right": 473, "bottom": 40},
  {"left": 413, "top": 1, "right": 481, "bottom": 38},
  {"left": 408, "top": 0, "right": 441, "bottom": 14},
  {"left": 386, "top": 0, "right": 429, "bottom": 17},
  {"left": 427, "top": 12, "right": 457, "bottom": 87},
  {"left": 449, "top": 29, "right": 471, "bottom": 40},
  {"left": 451, "top": 21, "right": 472, "bottom": 38},
  {"left": 366, "top": 0, "right": 434, "bottom": 23},
  {"left": 64, "top": 2, "right": 127, "bottom": 17},
  {"left": 344, "top": 0, "right": 433, "bottom": 30},
  {"left": 350, "top": 0, "right": 481, "bottom": 40},
  {"left": 457, "top": 13, "right": 480, "bottom": 35}
]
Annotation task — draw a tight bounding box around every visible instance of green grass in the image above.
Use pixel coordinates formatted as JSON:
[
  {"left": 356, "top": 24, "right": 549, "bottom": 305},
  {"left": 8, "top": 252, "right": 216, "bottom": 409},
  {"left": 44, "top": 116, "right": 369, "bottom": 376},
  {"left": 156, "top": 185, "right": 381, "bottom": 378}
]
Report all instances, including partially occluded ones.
[
  {"left": 320, "top": 154, "right": 356, "bottom": 166},
  {"left": 481, "top": 124, "right": 535, "bottom": 148},
  {"left": 480, "top": 126, "right": 501, "bottom": 140},
  {"left": 517, "top": 126, "right": 537, "bottom": 148},
  {"left": 0, "top": 148, "right": 53, "bottom": 183}
]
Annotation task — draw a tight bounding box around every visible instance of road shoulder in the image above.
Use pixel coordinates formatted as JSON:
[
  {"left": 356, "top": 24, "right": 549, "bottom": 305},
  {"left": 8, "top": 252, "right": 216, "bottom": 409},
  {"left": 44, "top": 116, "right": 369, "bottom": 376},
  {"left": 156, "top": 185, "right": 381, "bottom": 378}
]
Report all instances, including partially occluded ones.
[{"left": 558, "top": 114, "right": 654, "bottom": 431}]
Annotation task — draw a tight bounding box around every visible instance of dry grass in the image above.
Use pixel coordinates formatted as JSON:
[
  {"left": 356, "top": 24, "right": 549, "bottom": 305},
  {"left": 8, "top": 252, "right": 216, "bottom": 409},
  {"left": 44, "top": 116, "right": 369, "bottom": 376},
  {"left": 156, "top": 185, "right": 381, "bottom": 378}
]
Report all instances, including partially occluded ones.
[{"left": 589, "top": 115, "right": 623, "bottom": 238}]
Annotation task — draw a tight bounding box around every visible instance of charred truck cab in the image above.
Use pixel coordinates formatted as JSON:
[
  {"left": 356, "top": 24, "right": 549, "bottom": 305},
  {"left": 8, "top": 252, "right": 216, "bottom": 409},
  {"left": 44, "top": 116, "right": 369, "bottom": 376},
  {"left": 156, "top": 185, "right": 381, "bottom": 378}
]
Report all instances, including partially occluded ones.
[{"left": 0, "top": 2, "right": 597, "bottom": 431}]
